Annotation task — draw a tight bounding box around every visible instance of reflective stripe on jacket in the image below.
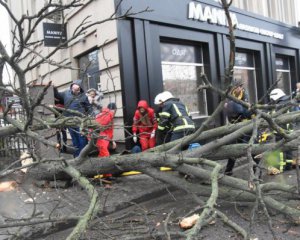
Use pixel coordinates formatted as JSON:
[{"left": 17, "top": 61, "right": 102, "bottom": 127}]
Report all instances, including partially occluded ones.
[{"left": 158, "top": 99, "right": 195, "bottom": 132}]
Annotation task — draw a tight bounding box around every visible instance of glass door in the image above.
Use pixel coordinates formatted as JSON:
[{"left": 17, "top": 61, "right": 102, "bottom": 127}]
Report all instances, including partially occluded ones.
[
  {"left": 79, "top": 49, "right": 100, "bottom": 91},
  {"left": 234, "top": 51, "right": 257, "bottom": 103},
  {"left": 275, "top": 55, "right": 291, "bottom": 95},
  {"left": 160, "top": 42, "right": 207, "bottom": 118}
]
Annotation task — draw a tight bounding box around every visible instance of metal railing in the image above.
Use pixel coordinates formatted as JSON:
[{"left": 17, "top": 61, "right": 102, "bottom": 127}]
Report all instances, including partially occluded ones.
[{"left": 0, "top": 108, "right": 34, "bottom": 158}]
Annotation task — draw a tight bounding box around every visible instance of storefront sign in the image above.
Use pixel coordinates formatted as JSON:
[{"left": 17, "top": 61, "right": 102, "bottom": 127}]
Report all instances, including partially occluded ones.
[
  {"left": 43, "top": 22, "right": 67, "bottom": 47},
  {"left": 275, "top": 57, "right": 289, "bottom": 69},
  {"left": 5, "top": 96, "right": 21, "bottom": 108},
  {"left": 235, "top": 53, "right": 247, "bottom": 66},
  {"left": 188, "top": 2, "right": 284, "bottom": 40},
  {"left": 161, "top": 43, "right": 201, "bottom": 63},
  {"left": 276, "top": 58, "right": 284, "bottom": 66}
]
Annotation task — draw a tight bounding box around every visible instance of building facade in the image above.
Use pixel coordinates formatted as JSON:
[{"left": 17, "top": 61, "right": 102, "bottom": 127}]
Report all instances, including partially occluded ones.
[{"left": 7, "top": 0, "right": 300, "bottom": 148}]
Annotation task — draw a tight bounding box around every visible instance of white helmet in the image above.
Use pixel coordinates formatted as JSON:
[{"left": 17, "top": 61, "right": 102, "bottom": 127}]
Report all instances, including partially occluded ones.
[
  {"left": 154, "top": 93, "right": 162, "bottom": 105},
  {"left": 270, "top": 88, "right": 285, "bottom": 101},
  {"left": 158, "top": 91, "right": 174, "bottom": 103}
]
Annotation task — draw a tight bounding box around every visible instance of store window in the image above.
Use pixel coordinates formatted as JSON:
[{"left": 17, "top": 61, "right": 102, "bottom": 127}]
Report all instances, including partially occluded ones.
[
  {"left": 78, "top": 49, "right": 100, "bottom": 91},
  {"left": 234, "top": 51, "right": 257, "bottom": 103},
  {"left": 275, "top": 55, "right": 291, "bottom": 95},
  {"left": 160, "top": 42, "right": 207, "bottom": 118}
]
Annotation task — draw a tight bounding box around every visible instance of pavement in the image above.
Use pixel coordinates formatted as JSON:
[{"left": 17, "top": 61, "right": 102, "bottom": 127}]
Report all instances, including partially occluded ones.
[{"left": 0, "top": 155, "right": 300, "bottom": 239}]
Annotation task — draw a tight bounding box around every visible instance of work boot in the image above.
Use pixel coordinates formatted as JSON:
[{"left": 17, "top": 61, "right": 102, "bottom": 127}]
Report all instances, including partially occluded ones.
[
  {"left": 224, "top": 158, "right": 235, "bottom": 176},
  {"left": 224, "top": 171, "right": 233, "bottom": 176},
  {"left": 61, "top": 145, "right": 67, "bottom": 153},
  {"left": 285, "top": 163, "right": 292, "bottom": 171}
]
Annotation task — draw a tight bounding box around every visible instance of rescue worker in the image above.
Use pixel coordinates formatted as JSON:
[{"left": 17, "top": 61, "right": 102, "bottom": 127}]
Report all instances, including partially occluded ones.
[
  {"left": 95, "top": 102, "right": 117, "bottom": 179},
  {"left": 155, "top": 91, "right": 195, "bottom": 142},
  {"left": 270, "top": 88, "right": 290, "bottom": 105},
  {"left": 269, "top": 88, "right": 293, "bottom": 171},
  {"left": 292, "top": 82, "right": 300, "bottom": 98},
  {"left": 154, "top": 93, "right": 172, "bottom": 145},
  {"left": 292, "top": 82, "right": 300, "bottom": 111},
  {"left": 132, "top": 100, "right": 157, "bottom": 151},
  {"left": 224, "top": 80, "right": 252, "bottom": 175}
]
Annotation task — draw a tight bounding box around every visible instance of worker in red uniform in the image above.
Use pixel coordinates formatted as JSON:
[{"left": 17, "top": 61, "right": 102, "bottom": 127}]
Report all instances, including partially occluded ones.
[
  {"left": 132, "top": 100, "right": 157, "bottom": 151},
  {"left": 95, "top": 102, "right": 117, "bottom": 179}
]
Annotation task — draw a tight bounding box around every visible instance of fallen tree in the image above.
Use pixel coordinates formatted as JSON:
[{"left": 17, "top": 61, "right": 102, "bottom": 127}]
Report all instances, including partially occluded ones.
[{"left": 1, "top": 0, "right": 300, "bottom": 239}]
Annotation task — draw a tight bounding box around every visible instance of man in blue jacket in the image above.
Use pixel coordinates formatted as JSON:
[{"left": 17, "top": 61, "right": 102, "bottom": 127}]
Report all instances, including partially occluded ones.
[{"left": 55, "top": 80, "right": 92, "bottom": 157}]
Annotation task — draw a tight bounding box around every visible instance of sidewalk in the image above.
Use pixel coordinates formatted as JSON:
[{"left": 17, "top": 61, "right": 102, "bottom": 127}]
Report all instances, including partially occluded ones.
[{"left": 0, "top": 160, "right": 300, "bottom": 239}]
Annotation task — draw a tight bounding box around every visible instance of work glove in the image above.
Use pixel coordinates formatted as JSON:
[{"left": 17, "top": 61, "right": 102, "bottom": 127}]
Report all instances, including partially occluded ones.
[
  {"left": 150, "top": 130, "right": 155, "bottom": 138},
  {"left": 111, "top": 141, "right": 117, "bottom": 150},
  {"left": 133, "top": 134, "right": 137, "bottom": 143}
]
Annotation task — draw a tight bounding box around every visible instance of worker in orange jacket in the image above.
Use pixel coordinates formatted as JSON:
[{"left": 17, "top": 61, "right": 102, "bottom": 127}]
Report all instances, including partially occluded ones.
[
  {"left": 132, "top": 100, "right": 157, "bottom": 151},
  {"left": 95, "top": 103, "right": 117, "bottom": 178}
]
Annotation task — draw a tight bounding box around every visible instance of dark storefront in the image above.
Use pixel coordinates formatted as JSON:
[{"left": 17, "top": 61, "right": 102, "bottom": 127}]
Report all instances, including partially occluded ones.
[{"left": 116, "top": 0, "right": 300, "bottom": 147}]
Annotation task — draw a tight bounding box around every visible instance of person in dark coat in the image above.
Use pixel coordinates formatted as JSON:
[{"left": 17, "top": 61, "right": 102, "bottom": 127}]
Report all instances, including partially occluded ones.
[
  {"left": 55, "top": 80, "right": 92, "bottom": 157},
  {"left": 53, "top": 87, "right": 67, "bottom": 153},
  {"left": 154, "top": 93, "right": 172, "bottom": 145},
  {"left": 154, "top": 91, "right": 195, "bottom": 142},
  {"left": 224, "top": 80, "right": 252, "bottom": 175}
]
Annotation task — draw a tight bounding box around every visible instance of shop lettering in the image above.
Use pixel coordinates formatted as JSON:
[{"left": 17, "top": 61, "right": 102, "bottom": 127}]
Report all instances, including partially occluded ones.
[
  {"left": 188, "top": 2, "right": 238, "bottom": 27},
  {"left": 237, "top": 24, "right": 259, "bottom": 34},
  {"left": 259, "top": 29, "right": 284, "bottom": 39},
  {"left": 46, "top": 30, "right": 63, "bottom": 35},
  {"left": 236, "top": 24, "right": 284, "bottom": 40},
  {"left": 188, "top": 2, "right": 284, "bottom": 40},
  {"left": 172, "top": 48, "right": 186, "bottom": 56}
]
